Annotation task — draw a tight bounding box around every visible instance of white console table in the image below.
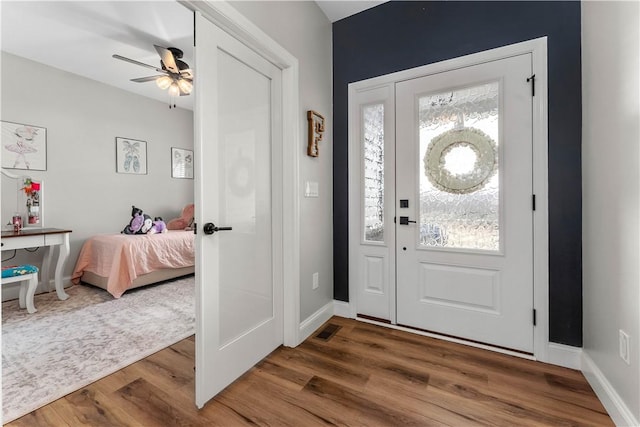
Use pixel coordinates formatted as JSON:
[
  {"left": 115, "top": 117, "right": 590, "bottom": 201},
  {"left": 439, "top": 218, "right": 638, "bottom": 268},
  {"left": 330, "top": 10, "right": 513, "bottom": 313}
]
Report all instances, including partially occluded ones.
[{"left": 1, "top": 228, "right": 72, "bottom": 300}]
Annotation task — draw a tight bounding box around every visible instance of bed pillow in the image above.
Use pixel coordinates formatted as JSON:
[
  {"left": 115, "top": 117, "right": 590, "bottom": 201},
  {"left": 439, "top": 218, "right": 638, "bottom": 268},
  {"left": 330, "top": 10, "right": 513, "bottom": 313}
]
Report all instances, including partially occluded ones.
[{"left": 167, "top": 204, "right": 194, "bottom": 230}]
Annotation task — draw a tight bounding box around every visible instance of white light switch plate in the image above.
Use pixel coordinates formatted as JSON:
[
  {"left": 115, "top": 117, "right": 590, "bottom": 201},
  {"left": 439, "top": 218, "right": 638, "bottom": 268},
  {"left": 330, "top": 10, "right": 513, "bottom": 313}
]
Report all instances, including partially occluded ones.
[{"left": 304, "top": 181, "right": 319, "bottom": 197}]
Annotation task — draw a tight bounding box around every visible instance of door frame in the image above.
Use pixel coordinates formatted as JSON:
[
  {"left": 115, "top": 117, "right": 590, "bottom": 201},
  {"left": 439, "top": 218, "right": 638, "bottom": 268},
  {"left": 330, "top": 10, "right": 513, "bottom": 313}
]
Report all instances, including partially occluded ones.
[
  {"left": 182, "top": 0, "right": 301, "bottom": 347},
  {"left": 348, "top": 37, "right": 550, "bottom": 362}
]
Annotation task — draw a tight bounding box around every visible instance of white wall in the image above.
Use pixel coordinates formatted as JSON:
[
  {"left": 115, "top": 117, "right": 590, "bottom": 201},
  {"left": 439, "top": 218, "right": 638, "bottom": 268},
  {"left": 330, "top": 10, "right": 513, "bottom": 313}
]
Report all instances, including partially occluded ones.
[
  {"left": 229, "top": 1, "right": 333, "bottom": 321},
  {"left": 582, "top": 1, "right": 640, "bottom": 424},
  {"left": 1, "top": 53, "right": 194, "bottom": 292}
]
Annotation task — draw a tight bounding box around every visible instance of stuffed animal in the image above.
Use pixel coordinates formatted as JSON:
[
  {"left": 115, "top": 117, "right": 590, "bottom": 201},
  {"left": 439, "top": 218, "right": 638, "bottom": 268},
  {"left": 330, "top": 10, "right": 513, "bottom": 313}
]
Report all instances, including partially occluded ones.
[
  {"left": 139, "top": 214, "right": 153, "bottom": 234},
  {"left": 121, "top": 206, "right": 152, "bottom": 235},
  {"left": 149, "top": 217, "right": 168, "bottom": 234},
  {"left": 122, "top": 206, "right": 143, "bottom": 234}
]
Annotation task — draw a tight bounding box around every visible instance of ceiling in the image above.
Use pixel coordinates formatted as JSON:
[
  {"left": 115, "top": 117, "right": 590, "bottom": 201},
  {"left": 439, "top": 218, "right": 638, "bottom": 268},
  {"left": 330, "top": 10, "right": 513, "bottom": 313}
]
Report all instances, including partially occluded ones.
[
  {"left": 1, "top": 1, "right": 384, "bottom": 111},
  {"left": 315, "top": 1, "right": 387, "bottom": 22},
  {"left": 1, "top": 1, "right": 195, "bottom": 110}
]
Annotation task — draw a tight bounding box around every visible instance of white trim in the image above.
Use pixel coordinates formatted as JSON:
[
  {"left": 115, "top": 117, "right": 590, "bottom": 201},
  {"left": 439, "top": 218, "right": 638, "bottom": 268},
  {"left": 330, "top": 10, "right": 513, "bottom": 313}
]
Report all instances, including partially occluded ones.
[
  {"left": 347, "top": 83, "right": 359, "bottom": 320},
  {"left": 299, "top": 301, "right": 334, "bottom": 342},
  {"left": 333, "top": 300, "right": 350, "bottom": 318},
  {"left": 182, "top": 0, "right": 301, "bottom": 348},
  {"left": 347, "top": 37, "right": 550, "bottom": 362},
  {"left": 530, "top": 37, "right": 550, "bottom": 364},
  {"left": 547, "top": 343, "right": 582, "bottom": 370},
  {"left": 582, "top": 352, "right": 640, "bottom": 427}
]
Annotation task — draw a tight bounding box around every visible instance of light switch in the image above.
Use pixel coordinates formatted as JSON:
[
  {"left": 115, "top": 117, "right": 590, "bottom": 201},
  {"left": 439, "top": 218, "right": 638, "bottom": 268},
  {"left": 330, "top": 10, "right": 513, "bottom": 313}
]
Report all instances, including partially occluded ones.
[{"left": 304, "top": 181, "right": 319, "bottom": 197}]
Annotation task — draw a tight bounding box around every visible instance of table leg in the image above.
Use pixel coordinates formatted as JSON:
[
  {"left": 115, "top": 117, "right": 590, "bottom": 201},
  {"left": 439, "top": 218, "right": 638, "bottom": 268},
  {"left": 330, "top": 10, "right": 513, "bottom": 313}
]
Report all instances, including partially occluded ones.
[
  {"left": 54, "top": 234, "right": 70, "bottom": 300},
  {"left": 41, "top": 245, "right": 54, "bottom": 291}
]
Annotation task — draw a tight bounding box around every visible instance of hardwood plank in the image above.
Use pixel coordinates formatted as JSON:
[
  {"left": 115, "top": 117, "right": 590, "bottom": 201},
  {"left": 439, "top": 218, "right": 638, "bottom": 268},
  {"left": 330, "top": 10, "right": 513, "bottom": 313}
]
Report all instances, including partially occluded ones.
[
  {"left": 302, "top": 375, "right": 444, "bottom": 426},
  {"left": 268, "top": 345, "right": 371, "bottom": 390},
  {"left": 330, "top": 324, "right": 490, "bottom": 386},
  {"left": 252, "top": 358, "right": 314, "bottom": 391},
  {"left": 6, "top": 404, "right": 70, "bottom": 427},
  {"left": 214, "top": 374, "right": 342, "bottom": 426},
  {"left": 114, "top": 377, "right": 203, "bottom": 427},
  {"left": 301, "top": 335, "right": 431, "bottom": 387},
  {"left": 5, "top": 318, "right": 614, "bottom": 427},
  {"left": 54, "top": 387, "right": 143, "bottom": 427}
]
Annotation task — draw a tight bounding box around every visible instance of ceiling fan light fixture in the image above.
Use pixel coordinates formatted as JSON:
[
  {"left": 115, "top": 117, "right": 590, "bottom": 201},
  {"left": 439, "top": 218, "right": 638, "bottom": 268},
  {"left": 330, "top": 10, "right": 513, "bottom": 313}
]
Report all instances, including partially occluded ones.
[
  {"left": 156, "top": 75, "right": 173, "bottom": 90},
  {"left": 177, "top": 79, "right": 193, "bottom": 94},
  {"left": 168, "top": 82, "right": 180, "bottom": 97}
]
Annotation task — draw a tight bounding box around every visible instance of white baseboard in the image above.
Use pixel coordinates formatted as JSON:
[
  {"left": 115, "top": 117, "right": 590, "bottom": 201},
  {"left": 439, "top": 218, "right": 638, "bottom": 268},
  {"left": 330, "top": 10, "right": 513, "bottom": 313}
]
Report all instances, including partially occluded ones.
[
  {"left": 547, "top": 342, "right": 582, "bottom": 370},
  {"left": 333, "top": 300, "right": 350, "bottom": 318},
  {"left": 582, "top": 352, "right": 639, "bottom": 427},
  {"left": 298, "top": 301, "right": 335, "bottom": 343}
]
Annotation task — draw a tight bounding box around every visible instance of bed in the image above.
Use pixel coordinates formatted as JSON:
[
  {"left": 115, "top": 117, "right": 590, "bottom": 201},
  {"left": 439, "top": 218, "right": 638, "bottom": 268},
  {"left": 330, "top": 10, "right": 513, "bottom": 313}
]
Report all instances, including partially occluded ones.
[{"left": 71, "top": 230, "right": 195, "bottom": 298}]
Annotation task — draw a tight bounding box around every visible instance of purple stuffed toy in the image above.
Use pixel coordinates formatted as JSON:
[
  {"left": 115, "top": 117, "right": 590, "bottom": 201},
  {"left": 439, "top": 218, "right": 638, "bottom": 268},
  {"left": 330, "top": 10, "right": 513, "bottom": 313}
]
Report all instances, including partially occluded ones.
[
  {"left": 149, "top": 217, "right": 168, "bottom": 234},
  {"left": 122, "top": 206, "right": 144, "bottom": 234}
]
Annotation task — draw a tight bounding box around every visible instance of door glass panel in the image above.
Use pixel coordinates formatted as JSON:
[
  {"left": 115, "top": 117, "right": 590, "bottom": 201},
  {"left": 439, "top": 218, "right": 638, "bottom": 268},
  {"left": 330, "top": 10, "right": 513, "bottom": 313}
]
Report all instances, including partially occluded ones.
[
  {"left": 218, "top": 49, "right": 273, "bottom": 347},
  {"left": 363, "top": 103, "right": 384, "bottom": 242},
  {"left": 418, "top": 82, "right": 499, "bottom": 251}
]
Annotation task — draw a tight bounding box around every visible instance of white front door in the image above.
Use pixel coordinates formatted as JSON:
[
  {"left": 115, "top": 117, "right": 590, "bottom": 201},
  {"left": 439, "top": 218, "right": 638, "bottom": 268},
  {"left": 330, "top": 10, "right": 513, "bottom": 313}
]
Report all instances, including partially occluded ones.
[
  {"left": 395, "top": 54, "right": 534, "bottom": 352},
  {"left": 194, "top": 12, "right": 283, "bottom": 408}
]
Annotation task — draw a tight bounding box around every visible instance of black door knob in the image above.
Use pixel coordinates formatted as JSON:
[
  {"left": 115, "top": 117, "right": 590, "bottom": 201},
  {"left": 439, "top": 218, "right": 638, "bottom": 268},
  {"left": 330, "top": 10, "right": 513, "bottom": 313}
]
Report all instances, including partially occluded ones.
[
  {"left": 399, "top": 216, "right": 416, "bottom": 225},
  {"left": 203, "top": 222, "right": 233, "bottom": 235}
]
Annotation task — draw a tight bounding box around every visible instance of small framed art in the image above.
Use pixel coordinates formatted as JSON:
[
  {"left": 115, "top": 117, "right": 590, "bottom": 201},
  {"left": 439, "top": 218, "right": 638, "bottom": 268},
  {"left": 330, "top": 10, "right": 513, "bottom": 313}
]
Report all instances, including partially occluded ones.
[
  {"left": 116, "top": 137, "right": 147, "bottom": 174},
  {"left": 1, "top": 120, "right": 47, "bottom": 171},
  {"left": 171, "top": 147, "right": 193, "bottom": 179}
]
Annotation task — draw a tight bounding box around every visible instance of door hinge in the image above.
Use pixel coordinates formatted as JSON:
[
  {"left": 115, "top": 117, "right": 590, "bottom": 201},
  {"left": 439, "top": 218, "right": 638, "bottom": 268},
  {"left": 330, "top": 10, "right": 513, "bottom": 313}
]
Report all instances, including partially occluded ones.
[
  {"left": 526, "top": 74, "right": 536, "bottom": 97},
  {"left": 532, "top": 194, "right": 536, "bottom": 211},
  {"left": 394, "top": 216, "right": 396, "bottom": 224},
  {"left": 193, "top": 222, "right": 197, "bottom": 234},
  {"left": 533, "top": 309, "right": 537, "bottom": 326}
]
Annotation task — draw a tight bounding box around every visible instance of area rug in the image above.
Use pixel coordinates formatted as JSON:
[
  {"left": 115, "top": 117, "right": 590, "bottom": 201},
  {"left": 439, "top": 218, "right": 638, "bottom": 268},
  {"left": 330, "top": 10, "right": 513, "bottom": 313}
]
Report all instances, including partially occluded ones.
[{"left": 2, "top": 276, "right": 195, "bottom": 423}]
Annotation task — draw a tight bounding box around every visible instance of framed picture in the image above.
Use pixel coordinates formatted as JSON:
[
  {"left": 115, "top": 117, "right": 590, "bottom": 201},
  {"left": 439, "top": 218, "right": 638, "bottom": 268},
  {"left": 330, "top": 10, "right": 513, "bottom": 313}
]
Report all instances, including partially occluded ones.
[
  {"left": 171, "top": 147, "right": 194, "bottom": 179},
  {"left": 116, "top": 137, "right": 147, "bottom": 174},
  {"left": 1, "top": 120, "right": 47, "bottom": 170}
]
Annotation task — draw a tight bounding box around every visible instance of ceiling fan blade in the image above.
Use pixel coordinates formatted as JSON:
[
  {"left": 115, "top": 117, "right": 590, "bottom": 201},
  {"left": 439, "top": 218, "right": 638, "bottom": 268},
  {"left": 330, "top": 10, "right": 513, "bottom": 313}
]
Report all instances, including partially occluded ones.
[
  {"left": 130, "top": 76, "right": 164, "bottom": 83},
  {"left": 179, "top": 69, "right": 193, "bottom": 79},
  {"left": 113, "top": 54, "right": 166, "bottom": 73},
  {"left": 154, "top": 45, "right": 179, "bottom": 73}
]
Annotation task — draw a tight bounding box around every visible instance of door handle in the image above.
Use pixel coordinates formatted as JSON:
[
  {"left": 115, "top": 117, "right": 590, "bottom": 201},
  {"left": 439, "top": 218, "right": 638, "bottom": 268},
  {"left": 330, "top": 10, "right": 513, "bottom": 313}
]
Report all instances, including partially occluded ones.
[
  {"left": 399, "top": 216, "right": 416, "bottom": 225},
  {"left": 203, "top": 222, "right": 233, "bottom": 235}
]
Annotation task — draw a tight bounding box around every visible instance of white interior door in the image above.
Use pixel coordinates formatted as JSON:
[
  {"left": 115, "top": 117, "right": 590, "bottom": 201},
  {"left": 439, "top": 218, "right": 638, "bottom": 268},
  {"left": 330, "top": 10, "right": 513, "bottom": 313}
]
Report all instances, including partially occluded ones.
[
  {"left": 194, "top": 12, "right": 283, "bottom": 408},
  {"left": 395, "top": 54, "right": 534, "bottom": 353}
]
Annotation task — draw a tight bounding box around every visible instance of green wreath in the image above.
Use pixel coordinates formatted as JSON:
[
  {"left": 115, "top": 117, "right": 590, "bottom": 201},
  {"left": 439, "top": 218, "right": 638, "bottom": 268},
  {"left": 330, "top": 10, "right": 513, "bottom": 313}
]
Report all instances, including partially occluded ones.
[{"left": 424, "top": 127, "right": 498, "bottom": 194}]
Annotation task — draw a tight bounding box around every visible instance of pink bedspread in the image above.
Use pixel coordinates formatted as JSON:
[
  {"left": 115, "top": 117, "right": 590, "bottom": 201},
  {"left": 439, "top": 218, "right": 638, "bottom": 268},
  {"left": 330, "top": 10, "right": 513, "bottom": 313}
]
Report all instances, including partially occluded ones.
[{"left": 71, "top": 231, "right": 195, "bottom": 298}]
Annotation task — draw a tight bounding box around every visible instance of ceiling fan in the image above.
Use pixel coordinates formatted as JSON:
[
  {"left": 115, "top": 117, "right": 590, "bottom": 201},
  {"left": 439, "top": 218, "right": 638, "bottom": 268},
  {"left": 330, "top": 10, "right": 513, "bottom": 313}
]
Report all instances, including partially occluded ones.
[{"left": 113, "top": 45, "right": 193, "bottom": 108}]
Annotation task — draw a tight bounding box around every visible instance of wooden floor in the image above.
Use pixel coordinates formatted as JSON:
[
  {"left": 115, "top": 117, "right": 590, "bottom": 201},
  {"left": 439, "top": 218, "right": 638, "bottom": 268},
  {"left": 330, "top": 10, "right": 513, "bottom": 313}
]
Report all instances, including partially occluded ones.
[{"left": 8, "top": 317, "right": 613, "bottom": 426}]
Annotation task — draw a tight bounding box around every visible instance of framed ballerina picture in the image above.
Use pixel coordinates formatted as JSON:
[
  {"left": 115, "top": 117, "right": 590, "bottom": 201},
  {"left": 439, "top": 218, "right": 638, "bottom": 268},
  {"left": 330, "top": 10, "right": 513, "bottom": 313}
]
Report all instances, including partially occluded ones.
[
  {"left": 1, "top": 121, "right": 47, "bottom": 171},
  {"left": 116, "top": 137, "right": 147, "bottom": 175}
]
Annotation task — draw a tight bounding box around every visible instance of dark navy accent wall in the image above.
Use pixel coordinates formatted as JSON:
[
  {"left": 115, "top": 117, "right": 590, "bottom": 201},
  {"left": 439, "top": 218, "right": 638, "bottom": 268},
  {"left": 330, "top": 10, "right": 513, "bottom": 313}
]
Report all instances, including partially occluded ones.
[{"left": 333, "top": 1, "right": 582, "bottom": 346}]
